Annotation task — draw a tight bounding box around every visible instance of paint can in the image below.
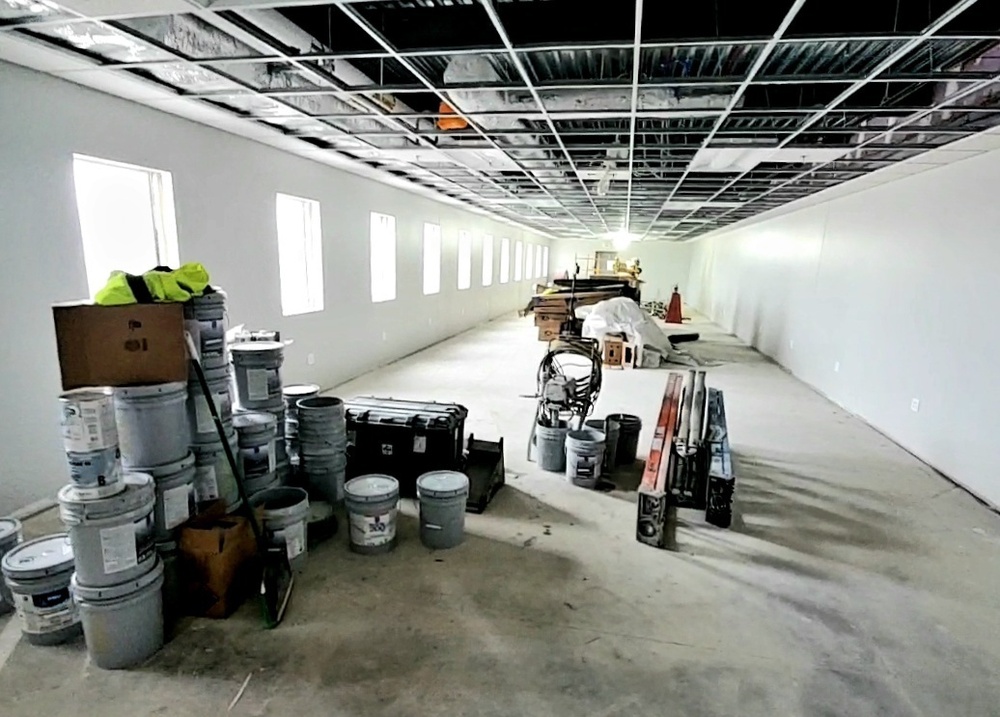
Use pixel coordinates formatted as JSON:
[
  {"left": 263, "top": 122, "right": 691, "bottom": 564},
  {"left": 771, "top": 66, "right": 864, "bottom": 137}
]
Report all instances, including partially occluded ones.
[
  {"left": 115, "top": 382, "right": 190, "bottom": 468},
  {"left": 131, "top": 453, "right": 196, "bottom": 541},
  {"left": 66, "top": 445, "right": 124, "bottom": 499},
  {"left": 296, "top": 396, "right": 347, "bottom": 455},
  {"left": 231, "top": 341, "right": 284, "bottom": 410},
  {"left": 565, "top": 429, "right": 606, "bottom": 489},
  {"left": 249, "top": 487, "right": 310, "bottom": 571},
  {"left": 186, "top": 364, "right": 233, "bottom": 444},
  {"left": 416, "top": 471, "right": 470, "bottom": 550},
  {"left": 283, "top": 383, "right": 319, "bottom": 446},
  {"left": 57, "top": 473, "right": 156, "bottom": 588},
  {"left": 183, "top": 290, "right": 227, "bottom": 369},
  {"left": 0, "top": 518, "right": 24, "bottom": 615},
  {"left": 534, "top": 421, "right": 569, "bottom": 472},
  {"left": 60, "top": 388, "right": 117, "bottom": 453},
  {"left": 233, "top": 411, "right": 277, "bottom": 481},
  {"left": 304, "top": 455, "right": 347, "bottom": 504},
  {"left": 1, "top": 534, "right": 81, "bottom": 645},
  {"left": 344, "top": 475, "right": 399, "bottom": 555},
  {"left": 72, "top": 559, "right": 164, "bottom": 669},
  {"left": 191, "top": 431, "right": 240, "bottom": 512},
  {"left": 586, "top": 417, "right": 621, "bottom": 472},
  {"left": 608, "top": 413, "right": 642, "bottom": 466}
]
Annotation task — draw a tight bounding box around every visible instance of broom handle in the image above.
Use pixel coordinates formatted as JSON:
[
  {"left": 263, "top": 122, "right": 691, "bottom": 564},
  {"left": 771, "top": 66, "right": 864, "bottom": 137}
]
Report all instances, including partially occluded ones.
[{"left": 184, "top": 333, "right": 266, "bottom": 547}]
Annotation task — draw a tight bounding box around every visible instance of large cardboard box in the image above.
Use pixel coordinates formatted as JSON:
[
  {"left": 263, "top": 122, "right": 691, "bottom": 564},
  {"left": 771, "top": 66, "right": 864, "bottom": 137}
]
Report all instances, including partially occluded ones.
[
  {"left": 52, "top": 302, "right": 187, "bottom": 390},
  {"left": 179, "top": 512, "right": 258, "bottom": 619},
  {"left": 537, "top": 321, "right": 561, "bottom": 342}
]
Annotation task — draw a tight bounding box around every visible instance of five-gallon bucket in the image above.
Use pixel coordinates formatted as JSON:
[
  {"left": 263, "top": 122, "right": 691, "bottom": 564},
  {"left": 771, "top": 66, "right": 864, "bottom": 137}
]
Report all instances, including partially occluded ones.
[
  {"left": 0, "top": 518, "right": 24, "bottom": 615},
  {"left": 72, "top": 559, "right": 164, "bottom": 669},
  {"left": 586, "top": 417, "right": 621, "bottom": 472},
  {"left": 344, "top": 475, "right": 399, "bottom": 555},
  {"left": 231, "top": 341, "right": 284, "bottom": 410},
  {"left": 187, "top": 365, "right": 233, "bottom": 443},
  {"left": 66, "top": 446, "right": 123, "bottom": 500},
  {"left": 184, "top": 291, "right": 227, "bottom": 369},
  {"left": 534, "top": 421, "right": 569, "bottom": 472},
  {"left": 58, "top": 474, "right": 157, "bottom": 587},
  {"left": 2, "top": 534, "right": 81, "bottom": 645},
  {"left": 131, "top": 453, "right": 196, "bottom": 541},
  {"left": 249, "top": 487, "right": 310, "bottom": 571},
  {"left": 565, "top": 429, "right": 606, "bottom": 489},
  {"left": 416, "top": 471, "right": 470, "bottom": 550},
  {"left": 608, "top": 413, "right": 642, "bottom": 466},
  {"left": 115, "top": 383, "right": 190, "bottom": 468},
  {"left": 191, "top": 431, "right": 240, "bottom": 512},
  {"left": 60, "top": 388, "right": 117, "bottom": 454},
  {"left": 234, "top": 411, "right": 277, "bottom": 480}
]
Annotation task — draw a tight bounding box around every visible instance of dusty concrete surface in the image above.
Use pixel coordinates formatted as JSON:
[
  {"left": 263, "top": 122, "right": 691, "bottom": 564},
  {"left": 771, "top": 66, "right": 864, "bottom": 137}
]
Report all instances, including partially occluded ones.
[{"left": 2, "top": 314, "right": 999, "bottom": 716}]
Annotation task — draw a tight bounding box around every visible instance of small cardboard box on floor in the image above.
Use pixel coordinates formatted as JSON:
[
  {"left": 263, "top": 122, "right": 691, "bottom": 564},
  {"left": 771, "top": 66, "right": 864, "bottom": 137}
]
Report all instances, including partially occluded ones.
[{"left": 179, "top": 505, "right": 259, "bottom": 619}]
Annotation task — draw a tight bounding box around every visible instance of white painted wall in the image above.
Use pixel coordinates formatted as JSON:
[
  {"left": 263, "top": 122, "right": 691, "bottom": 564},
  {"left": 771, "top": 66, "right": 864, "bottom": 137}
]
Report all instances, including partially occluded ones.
[
  {"left": 0, "top": 61, "right": 547, "bottom": 512},
  {"left": 687, "top": 149, "right": 1000, "bottom": 507},
  {"left": 549, "top": 239, "right": 693, "bottom": 303}
]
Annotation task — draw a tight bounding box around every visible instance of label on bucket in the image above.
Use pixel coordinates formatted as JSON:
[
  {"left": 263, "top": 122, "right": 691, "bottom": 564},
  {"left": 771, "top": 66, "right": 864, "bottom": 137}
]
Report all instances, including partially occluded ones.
[
  {"left": 349, "top": 510, "right": 397, "bottom": 548},
  {"left": 14, "top": 589, "right": 78, "bottom": 635},
  {"left": 246, "top": 368, "right": 280, "bottom": 402},
  {"left": 61, "top": 398, "right": 117, "bottom": 453},
  {"left": 99, "top": 514, "right": 155, "bottom": 575},
  {"left": 276, "top": 521, "right": 306, "bottom": 561},
  {"left": 241, "top": 444, "right": 274, "bottom": 478},
  {"left": 195, "top": 391, "right": 227, "bottom": 434},
  {"left": 163, "top": 483, "right": 193, "bottom": 529},
  {"left": 194, "top": 465, "right": 219, "bottom": 502}
]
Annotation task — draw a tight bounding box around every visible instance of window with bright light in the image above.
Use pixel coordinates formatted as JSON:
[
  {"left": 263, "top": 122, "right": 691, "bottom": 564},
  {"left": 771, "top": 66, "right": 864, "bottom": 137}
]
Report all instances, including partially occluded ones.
[
  {"left": 423, "top": 223, "right": 441, "bottom": 295},
  {"left": 370, "top": 212, "right": 396, "bottom": 303},
  {"left": 514, "top": 240, "right": 524, "bottom": 281},
  {"left": 499, "top": 238, "right": 511, "bottom": 284},
  {"left": 535, "top": 243, "right": 544, "bottom": 278},
  {"left": 481, "top": 234, "right": 494, "bottom": 286},
  {"left": 457, "top": 230, "right": 472, "bottom": 290},
  {"left": 525, "top": 244, "right": 534, "bottom": 280},
  {"left": 542, "top": 246, "right": 550, "bottom": 277},
  {"left": 72, "top": 154, "right": 179, "bottom": 298},
  {"left": 274, "top": 193, "right": 324, "bottom": 316}
]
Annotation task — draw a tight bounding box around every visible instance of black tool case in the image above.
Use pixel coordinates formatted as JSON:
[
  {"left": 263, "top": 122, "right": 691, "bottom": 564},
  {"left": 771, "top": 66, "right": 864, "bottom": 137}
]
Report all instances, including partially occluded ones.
[
  {"left": 463, "top": 434, "right": 505, "bottom": 513},
  {"left": 344, "top": 397, "right": 468, "bottom": 495}
]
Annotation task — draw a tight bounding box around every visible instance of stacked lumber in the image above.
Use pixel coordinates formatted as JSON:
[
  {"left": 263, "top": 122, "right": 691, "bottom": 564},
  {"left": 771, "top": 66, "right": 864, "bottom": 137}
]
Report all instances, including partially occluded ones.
[{"left": 530, "top": 290, "right": 621, "bottom": 342}]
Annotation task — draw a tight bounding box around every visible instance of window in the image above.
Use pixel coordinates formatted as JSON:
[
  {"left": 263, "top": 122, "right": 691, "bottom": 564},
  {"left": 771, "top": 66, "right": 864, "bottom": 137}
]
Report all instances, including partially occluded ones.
[
  {"left": 72, "top": 154, "right": 179, "bottom": 298},
  {"left": 514, "top": 240, "right": 524, "bottom": 281},
  {"left": 482, "top": 235, "right": 494, "bottom": 287},
  {"left": 499, "top": 238, "right": 511, "bottom": 284},
  {"left": 535, "top": 243, "right": 544, "bottom": 278},
  {"left": 525, "top": 244, "right": 534, "bottom": 280},
  {"left": 370, "top": 212, "right": 396, "bottom": 303},
  {"left": 542, "top": 246, "right": 550, "bottom": 277},
  {"left": 274, "top": 194, "right": 324, "bottom": 316},
  {"left": 423, "top": 223, "right": 441, "bottom": 295},
  {"left": 457, "top": 230, "right": 472, "bottom": 290}
]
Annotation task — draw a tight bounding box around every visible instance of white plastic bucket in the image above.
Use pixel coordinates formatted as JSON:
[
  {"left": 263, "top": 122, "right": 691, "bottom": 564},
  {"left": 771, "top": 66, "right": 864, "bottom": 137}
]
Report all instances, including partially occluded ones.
[
  {"left": 565, "top": 429, "right": 606, "bottom": 489},
  {"left": 60, "top": 388, "right": 117, "bottom": 453},
  {"left": 2, "top": 534, "right": 81, "bottom": 646},
  {"left": 231, "top": 342, "right": 284, "bottom": 410},
  {"left": 249, "top": 487, "right": 310, "bottom": 571},
  {"left": 115, "top": 383, "right": 190, "bottom": 468},
  {"left": 344, "top": 475, "right": 399, "bottom": 555}
]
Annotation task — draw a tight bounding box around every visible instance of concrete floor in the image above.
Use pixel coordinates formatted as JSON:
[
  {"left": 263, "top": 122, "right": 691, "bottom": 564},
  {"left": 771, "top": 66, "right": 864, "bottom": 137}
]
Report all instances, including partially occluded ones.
[{"left": 2, "top": 314, "right": 999, "bottom": 716}]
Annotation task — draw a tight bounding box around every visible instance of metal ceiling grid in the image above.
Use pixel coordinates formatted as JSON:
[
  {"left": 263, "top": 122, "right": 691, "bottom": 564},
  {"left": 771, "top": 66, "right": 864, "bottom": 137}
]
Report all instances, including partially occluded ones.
[{"left": 2, "top": 0, "right": 1000, "bottom": 239}]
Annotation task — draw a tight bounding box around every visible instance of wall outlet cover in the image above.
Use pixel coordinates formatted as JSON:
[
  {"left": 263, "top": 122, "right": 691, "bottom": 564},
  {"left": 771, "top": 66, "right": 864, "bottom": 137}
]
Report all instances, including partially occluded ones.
[
  {"left": 307, "top": 353, "right": 316, "bottom": 366},
  {"left": 834, "top": 361, "right": 840, "bottom": 373},
  {"left": 911, "top": 399, "right": 920, "bottom": 412}
]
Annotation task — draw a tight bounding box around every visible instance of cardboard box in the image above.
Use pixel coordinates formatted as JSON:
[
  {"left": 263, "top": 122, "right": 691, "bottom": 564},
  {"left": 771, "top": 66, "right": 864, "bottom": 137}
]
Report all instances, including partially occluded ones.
[
  {"left": 603, "top": 335, "right": 625, "bottom": 367},
  {"left": 537, "top": 321, "right": 561, "bottom": 342},
  {"left": 52, "top": 302, "right": 187, "bottom": 390},
  {"left": 179, "top": 513, "right": 258, "bottom": 619}
]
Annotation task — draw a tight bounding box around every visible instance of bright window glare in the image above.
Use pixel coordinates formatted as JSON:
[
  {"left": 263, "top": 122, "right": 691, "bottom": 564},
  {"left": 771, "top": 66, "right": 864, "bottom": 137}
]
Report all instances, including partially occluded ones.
[
  {"left": 499, "top": 238, "right": 511, "bottom": 284},
  {"left": 423, "top": 223, "right": 441, "bottom": 295},
  {"left": 514, "top": 240, "right": 523, "bottom": 281},
  {"left": 276, "top": 193, "right": 324, "bottom": 316},
  {"left": 482, "top": 234, "right": 494, "bottom": 286},
  {"left": 457, "top": 230, "right": 472, "bottom": 290},
  {"left": 370, "top": 212, "right": 397, "bottom": 303}
]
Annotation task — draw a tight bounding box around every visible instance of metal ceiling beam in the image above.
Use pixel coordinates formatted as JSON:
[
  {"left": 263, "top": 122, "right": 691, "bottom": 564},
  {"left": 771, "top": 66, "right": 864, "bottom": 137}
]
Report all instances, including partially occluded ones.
[
  {"left": 650, "top": 0, "right": 986, "bottom": 239},
  {"left": 622, "top": 0, "right": 644, "bottom": 234}
]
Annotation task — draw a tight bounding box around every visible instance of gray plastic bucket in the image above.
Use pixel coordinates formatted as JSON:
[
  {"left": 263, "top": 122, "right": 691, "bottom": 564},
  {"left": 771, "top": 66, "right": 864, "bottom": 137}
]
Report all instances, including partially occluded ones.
[
  {"left": 57, "top": 473, "right": 156, "bottom": 587},
  {"left": 72, "top": 559, "right": 164, "bottom": 669},
  {"left": 565, "top": 429, "right": 606, "bottom": 489},
  {"left": 234, "top": 412, "right": 277, "bottom": 480},
  {"left": 304, "top": 456, "right": 346, "bottom": 504},
  {"left": 191, "top": 431, "right": 240, "bottom": 512},
  {"left": 297, "top": 397, "right": 347, "bottom": 455},
  {"left": 66, "top": 446, "right": 123, "bottom": 499},
  {"left": 245, "top": 471, "right": 280, "bottom": 497},
  {"left": 231, "top": 341, "right": 284, "bottom": 410},
  {"left": 60, "top": 388, "right": 117, "bottom": 453},
  {"left": 585, "top": 418, "right": 621, "bottom": 472},
  {"left": 0, "top": 518, "right": 23, "bottom": 615},
  {"left": 249, "top": 487, "right": 309, "bottom": 571},
  {"left": 609, "top": 414, "right": 642, "bottom": 466},
  {"left": 187, "top": 365, "right": 232, "bottom": 443},
  {"left": 416, "top": 471, "right": 470, "bottom": 550},
  {"left": 184, "top": 291, "right": 227, "bottom": 369},
  {"left": 344, "top": 475, "right": 399, "bottom": 555},
  {"left": 115, "top": 383, "right": 190, "bottom": 468},
  {"left": 2, "top": 534, "right": 81, "bottom": 645},
  {"left": 131, "top": 453, "right": 196, "bottom": 541},
  {"left": 534, "top": 421, "right": 569, "bottom": 472}
]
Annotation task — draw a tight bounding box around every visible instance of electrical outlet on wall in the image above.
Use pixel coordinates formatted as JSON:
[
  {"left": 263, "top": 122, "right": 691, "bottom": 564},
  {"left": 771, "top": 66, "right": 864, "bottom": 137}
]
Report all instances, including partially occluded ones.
[
  {"left": 382, "top": 331, "right": 388, "bottom": 342},
  {"left": 833, "top": 361, "right": 840, "bottom": 373},
  {"left": 911, "top": 398, "right": 920, "bottom": 413},
  {"left": 307, "top": 353, "right": 316, "bottom": 366},
  {"left": 789, "top": 339, "right": 795, "bottom": 350}
]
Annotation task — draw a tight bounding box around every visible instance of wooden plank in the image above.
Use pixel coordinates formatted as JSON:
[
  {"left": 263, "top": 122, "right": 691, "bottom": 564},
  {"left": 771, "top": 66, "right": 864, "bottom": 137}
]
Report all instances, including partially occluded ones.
[{"left": 639, "top": 373, "right": 681, "bottom": 492}]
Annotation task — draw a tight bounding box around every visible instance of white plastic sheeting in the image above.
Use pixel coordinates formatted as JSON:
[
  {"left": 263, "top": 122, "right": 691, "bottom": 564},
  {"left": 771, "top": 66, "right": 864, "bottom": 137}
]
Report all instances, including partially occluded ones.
[{"left": 581, "top": 297, "right": 695, "bottom": 367}]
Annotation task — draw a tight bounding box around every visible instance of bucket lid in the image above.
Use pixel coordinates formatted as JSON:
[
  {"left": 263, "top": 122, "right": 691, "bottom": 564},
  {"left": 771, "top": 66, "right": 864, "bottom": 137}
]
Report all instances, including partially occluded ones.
[
  {"left": 417, "top": 471, "right": 470, "bottom": 498},
  {"left": 116, "top": 382, "right": 186, "bottom": 400},
  {"left": 283, "top": 384, "right": 320, "bottom": 398},
  {"left": 0, "top": 518, "right": 22, "bottom": 544},
  {"left": 249, "top": 486, "right": 309, "bottom": 512},
  {"left": 233, "top": 412, "right": 277, "bottom": 431},
  {"left": 60, "top": 387, "right": 114, "bottom": 402},
  {"left": 58, "top": 473, "right": 155, "bottom": 523},
  {"left": 345, "top": 474, "right": 399, "bottom": 502},
  {"left": 130, "top": 451, "right": 195, "bottom": 480},
  {"left": 567, "top": 428, "right": 605, "bottom": 443},
  {"left": 71, "top": 559, "right": 164, "bottom": 602},
  {"left": 297, "top": 396, "right": 343, "bottom": 411},
  {"left": 1, "top": 533, "right": 73, "bottom": 579},
  {"left": 231, "top": 341, "right": 283, "bottom": 355}
]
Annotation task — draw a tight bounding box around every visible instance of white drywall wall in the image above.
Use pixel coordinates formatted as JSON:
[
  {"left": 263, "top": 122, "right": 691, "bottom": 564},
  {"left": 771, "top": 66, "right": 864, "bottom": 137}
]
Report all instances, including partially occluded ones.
[
  {"left": 687, "top": 149, "right": 1000, "bottom": 507},
  {"left": 549, "top": 239, "right": 693, "bottom": 302},
  {"left": 0, "top": 61, "right": 547, "bottom": 513}
]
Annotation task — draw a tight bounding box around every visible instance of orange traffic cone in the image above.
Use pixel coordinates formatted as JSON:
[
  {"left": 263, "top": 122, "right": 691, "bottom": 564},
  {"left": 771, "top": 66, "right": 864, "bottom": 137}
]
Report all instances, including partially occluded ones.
[{"left": 665, "top": 285, "right": 684, "bottom": 324}]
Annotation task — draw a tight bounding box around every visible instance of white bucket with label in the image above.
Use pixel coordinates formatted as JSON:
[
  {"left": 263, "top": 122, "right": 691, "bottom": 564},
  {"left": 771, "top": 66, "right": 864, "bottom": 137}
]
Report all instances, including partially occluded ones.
[
  {"left": 249, "top": 487, "right": 310, "bottom": 571},
  {"left": 184, "top": 291, "right": 227, "bottom": 369},
  {"left": 131, "top": 453, "right": 196, "bottom": 541},
  {"left": 416, "top": 471, "right": 470, "bottom": 550},
  {"left": 191, "top": 431, "right": 240, "bottom": 512},
  {"left": 344, "top": 475, "right": 399, "bottom": 555},
  {"left": 115, "top": 383, "right": 190, "bottom": 468},
  {"left": 1, "top": 534, "right": 81, "bottom": 645},
  {"left": 565, "top": 429, "right": 606, "bottom": 489},
  {"left": 72, "top": 559, "right": 164, "bottom": 670},
  {"left": 66, "top": 445, "right": 124, "bottom": 499},
  {"left": 60, "top": 388, "right": 117, "bottom": 453},
  {"left": 234, "top": 411, "right": 277, "bottom": 481},
  {"left": 186, "top": 365, "right": 233, "bottom": 444},
  {"left": 57, "top": 473, "right": 156, "bottom": 587},
  {"left": 0, "top": 518, "right": 24, "bottom": 615},
  {"left": 231, "top": 342, "right": 284, "bottom": 410}
]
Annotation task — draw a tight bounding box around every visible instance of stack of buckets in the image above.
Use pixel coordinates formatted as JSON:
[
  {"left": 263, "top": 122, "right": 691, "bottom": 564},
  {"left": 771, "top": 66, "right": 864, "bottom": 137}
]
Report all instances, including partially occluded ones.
[
  {"left": 282, "top": 383, "right": 320, "bottom": 473},
  {"left": 231, "top": 340, "right": 289, "bottom": 490},
  {"left": 297, "top": 397, "right": 348, "bottom": 504}
]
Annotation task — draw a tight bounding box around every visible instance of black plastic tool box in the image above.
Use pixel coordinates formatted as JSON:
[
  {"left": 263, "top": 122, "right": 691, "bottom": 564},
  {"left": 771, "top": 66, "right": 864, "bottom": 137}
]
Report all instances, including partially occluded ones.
[{"left": 343, "top": 398, "right": 468, "bottom": 495}]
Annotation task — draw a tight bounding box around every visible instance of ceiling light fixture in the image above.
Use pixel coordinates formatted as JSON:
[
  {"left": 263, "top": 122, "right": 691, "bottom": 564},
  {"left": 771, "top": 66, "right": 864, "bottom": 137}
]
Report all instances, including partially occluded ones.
[{"left": 608, "top": 228, "right": 636, "bottom": 251}]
